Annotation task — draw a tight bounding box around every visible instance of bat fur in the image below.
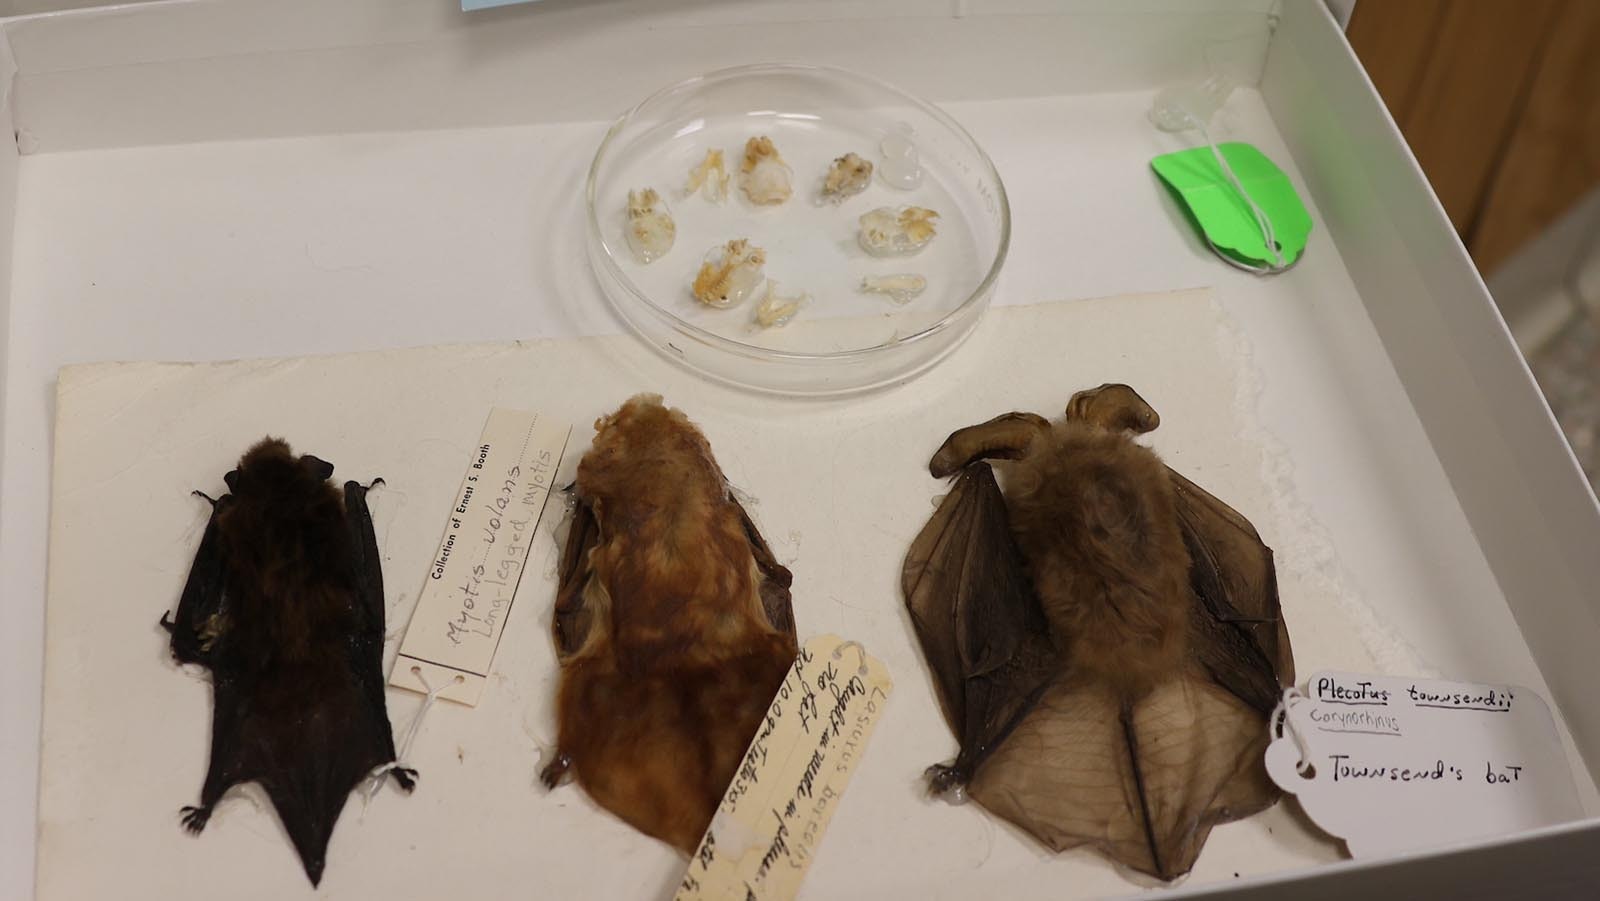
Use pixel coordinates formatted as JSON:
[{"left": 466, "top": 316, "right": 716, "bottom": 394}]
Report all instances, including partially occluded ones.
[{"left": 542, "top": 395, "right": 799, "bottom": 853}]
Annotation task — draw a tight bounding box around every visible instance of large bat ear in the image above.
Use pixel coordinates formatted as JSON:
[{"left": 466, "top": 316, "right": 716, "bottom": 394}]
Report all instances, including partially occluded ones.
[
  {"left": 300, "top": 455, "right": 335, "bottom": 481},
  {"left": 1066, "top": 384, "right": 1160, "bottom": 434},
  {"left": 929, "top": 412, "right": 1051, "bottom": 477}
]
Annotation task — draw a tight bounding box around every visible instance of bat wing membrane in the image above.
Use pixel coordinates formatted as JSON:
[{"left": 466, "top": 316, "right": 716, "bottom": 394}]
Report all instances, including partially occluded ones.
[
  {"left": 968, "top": 675, "right": 1277, "bottom": 880},
  {"left": 553, "top": 497, "right": 602, "bottom": 660},
  {"left": 901, "top": 462, "right": 1055, "bottom": 781},
  {"left": 1168, "top": 468, "right": 1294, "bottom": 713},
  {"left": 732, "top": 495, "right": 797, "bottom": 643},
  {"left": 162, "top": 497, "right": 232, "bottom": 667}
]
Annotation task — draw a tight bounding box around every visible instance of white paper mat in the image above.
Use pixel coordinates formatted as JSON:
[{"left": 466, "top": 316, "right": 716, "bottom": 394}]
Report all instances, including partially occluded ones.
[{"left": 40, "top": 290, "right": 1373, "bottom": 899}]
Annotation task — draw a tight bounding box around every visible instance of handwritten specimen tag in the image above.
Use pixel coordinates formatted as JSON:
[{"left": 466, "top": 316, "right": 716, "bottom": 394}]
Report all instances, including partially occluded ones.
[
  {"left": 389, "top": 408, "right": 570, "bottom": 705},
  {"left": 676, "top": 635, "right": 892, "bottom": 901},
  {"left": 1266, "top": 671, "right": 1583, "bottom": 857}
]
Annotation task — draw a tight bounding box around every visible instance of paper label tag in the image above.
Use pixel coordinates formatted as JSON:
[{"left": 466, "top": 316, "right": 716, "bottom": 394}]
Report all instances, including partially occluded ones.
[
  {"left": 675, "top": 635, "right": 892, "bottom": 901},
  {"left": 1266, "top": 670, "right": 1584, "bottom": 856},
  {"left": 389, "top": 408, "right": 570, "bottom": 706}
]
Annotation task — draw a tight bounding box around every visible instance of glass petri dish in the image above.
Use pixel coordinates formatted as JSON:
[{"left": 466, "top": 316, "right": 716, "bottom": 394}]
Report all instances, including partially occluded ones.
[{"left": 586, "top": 63, "right": 1010, "bottom": 396}]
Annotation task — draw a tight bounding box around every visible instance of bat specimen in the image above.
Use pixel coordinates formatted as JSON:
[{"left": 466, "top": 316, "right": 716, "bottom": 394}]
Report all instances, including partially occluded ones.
[
  {"left": 541, "top": 395, "right": 799, "bottom": 852},
  {"left": 160, "top": 438, "right": 412, "bottom": 886},
  {"left": 902, "top": 384, "right": 1294, "bottom": 881}
]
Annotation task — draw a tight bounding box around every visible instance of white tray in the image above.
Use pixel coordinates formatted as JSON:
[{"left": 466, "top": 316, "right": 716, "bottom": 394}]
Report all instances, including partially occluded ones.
[{"left": 5, "top": 1, "right": 1600, "bottom": 897}]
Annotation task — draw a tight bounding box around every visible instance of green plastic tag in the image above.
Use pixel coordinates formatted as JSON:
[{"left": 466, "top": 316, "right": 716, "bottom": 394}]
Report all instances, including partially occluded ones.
[{"left": 1151, "top": 142, "right": 1312, "bottom": 270}]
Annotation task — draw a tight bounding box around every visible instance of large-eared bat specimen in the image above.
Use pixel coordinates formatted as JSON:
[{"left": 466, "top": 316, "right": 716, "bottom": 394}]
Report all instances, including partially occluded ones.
[
  {"left": 902, "top": 384, "right": 1294, "bottom": 881},
  {"left": 160, "top": 438, "right": 413, "bottom": 886},
  {"left": 541, "top": 394, "right": 799, "bottom": 852}
]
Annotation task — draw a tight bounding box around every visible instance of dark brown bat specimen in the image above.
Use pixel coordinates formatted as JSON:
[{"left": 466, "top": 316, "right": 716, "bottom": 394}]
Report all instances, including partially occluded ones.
[
  {"left": 902, "top": 384, "right": 1294, "bottom": 881},
  {"left": 541, "top": 394, "right": 799, "bottom": 852},
  {"left": 160, "top": 438, "right": 413, "bottom": 886}
]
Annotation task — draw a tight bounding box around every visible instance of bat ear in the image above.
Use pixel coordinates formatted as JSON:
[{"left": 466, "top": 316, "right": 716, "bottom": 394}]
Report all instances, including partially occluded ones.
[
  {"left": 300, "top": 455, "right": 335, "bottom": 481},
  {"left": 929, "top": 412, "right": 1050, "bottom": 477},
  {"left": 1066, "top": 384, "right": 1160, "bottom": 434},
  {"left": 223, "top": 469, "right": 240, "bottom": 492}
]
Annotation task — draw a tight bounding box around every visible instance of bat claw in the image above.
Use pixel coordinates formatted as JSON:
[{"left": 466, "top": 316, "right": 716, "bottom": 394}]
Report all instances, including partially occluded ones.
[
  {"left": 159, "top": 611, "right": 176, "bottom": 633},
  {"left": 190, "top": 490, "right": 218, "bottom": 507},
  {"left": 367, "top": 477, "right": 385, "bottom": 491},
  {"left": 392, "top": 766, "right": 418, "bottom": 792},
  {"left": 923, "top": 762, "right": 970, "bottom": 800},
  {"left": 539, "top": 752, "right": 573, "bottom": 789},
  {"left": 179, "top": 804, "right": 212, "bottom": 834}
]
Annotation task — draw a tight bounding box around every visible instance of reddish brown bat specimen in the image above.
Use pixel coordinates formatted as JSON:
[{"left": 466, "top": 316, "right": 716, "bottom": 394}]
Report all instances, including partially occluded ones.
[
  {"left": 161, "top": 438, "right": 413, "bottom": 886},
  {"left": 902, "top": 384, "right": 1294, "bottom": 881},
  {"left": 541, "top": 394, "right": 799, "bottom": 852}
]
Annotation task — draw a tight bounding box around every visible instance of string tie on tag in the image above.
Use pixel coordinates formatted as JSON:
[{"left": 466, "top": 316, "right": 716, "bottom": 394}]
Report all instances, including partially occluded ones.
[
  {"left": 1192, "top": 120, "right": 1286, "bottom": 274},
  {"left": 1149, "top": 75, "right": 1293, "bottom": 275},
  {"left": 1270, "top": 686, "right": 1315, "bottom": 776},
  {"left": 361, "top": 667, "right": 462, "bottom": 809},
  {"left": 831, "top": 640, "right": 871, "bottom": 677}
]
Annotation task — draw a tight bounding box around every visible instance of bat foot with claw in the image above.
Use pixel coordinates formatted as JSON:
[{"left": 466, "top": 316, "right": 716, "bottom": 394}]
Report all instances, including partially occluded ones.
[
  {"left": 179, "top": 804, "right": 213, "bottom": 834},
  {"left": 190, "top": 490, "right": 218, "bottom": 507},
  {"left": 923, "top": 762, "right": 971, "bottom": 800},
  {"left": 539, "top": 752, "right": 573, "bottom": 789},
  {"left": 392, "top": 766, "right": 418, "bottom": 792}
]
